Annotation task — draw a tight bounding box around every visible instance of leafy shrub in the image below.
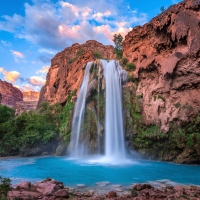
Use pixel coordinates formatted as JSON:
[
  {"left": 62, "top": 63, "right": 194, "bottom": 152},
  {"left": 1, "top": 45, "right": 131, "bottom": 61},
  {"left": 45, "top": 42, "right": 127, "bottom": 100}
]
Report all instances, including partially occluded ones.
[
  {"left": 0, "top": 176, "right": 11, "bottom": 200},
  {"left": 94, "top": 51, "right": 103, "bottom": 59},
  {"left": 68, "top": 48, "right": 85, "bottom": 64},
  {"left": 158, "top": 95, "right": 166, "bottom": 102},
  {"left": 76, "top": 48, "right": 84, "bottom": 56},
  {"left": 68, "top": 57, "right": 77, "bottom": 64},
  {"left": 115, "top": 48, "right": 123, "bottom": 60},
  {"left": 121, "top": 57, "right": 128, "bottom": 65},
  {"left": 174, "top": 103, "right": 181, "bottom": 108},
  {"left": 126, "top": 63, "right": 136, "bottom": 71}
]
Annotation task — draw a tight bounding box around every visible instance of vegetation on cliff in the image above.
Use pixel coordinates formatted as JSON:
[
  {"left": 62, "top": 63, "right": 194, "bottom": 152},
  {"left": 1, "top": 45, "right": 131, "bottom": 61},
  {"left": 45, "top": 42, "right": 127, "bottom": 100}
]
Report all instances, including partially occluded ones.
[{"left": 0, "top": 95, "right": 75, "bottom": 157}]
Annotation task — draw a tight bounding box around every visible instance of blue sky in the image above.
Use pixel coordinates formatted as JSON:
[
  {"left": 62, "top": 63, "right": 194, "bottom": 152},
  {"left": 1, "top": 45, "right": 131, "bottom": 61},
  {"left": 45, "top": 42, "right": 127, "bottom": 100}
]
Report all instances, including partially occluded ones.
[{"left": 0, "top": 0, "right": 181, "bottom": 91}]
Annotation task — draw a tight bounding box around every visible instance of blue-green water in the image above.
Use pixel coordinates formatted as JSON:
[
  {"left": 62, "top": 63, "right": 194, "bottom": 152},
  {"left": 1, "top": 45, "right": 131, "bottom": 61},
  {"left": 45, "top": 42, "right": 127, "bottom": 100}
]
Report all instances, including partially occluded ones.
[{"left": 0, "top": 156, "right": 200, "bottom": 186}]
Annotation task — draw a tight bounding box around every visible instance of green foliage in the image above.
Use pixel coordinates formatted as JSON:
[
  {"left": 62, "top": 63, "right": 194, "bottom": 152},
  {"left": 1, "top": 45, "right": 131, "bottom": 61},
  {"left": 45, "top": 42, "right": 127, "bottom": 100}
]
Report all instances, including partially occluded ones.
[
  {"left": 130, "top": 188, "right": 138, "bottom": 197},
  {"left": 158, "top": 94, "right": 166, "bottom": 102},
  {"left": 115, "top": 48, "right": 123, "bottom": 60},
  {"left": 113, "top": 33, "right": 123, "bottom": 50},
  {"left": 121, "top": 57, "right": 129, "bottom": 66},
  {"left": 174, "top": 102, "right": 181, "bottom": 108},
  {"left": 113, "top": 34, "right": 123, "bottom": 60},
  {"left": 0, "top": 176, "right": 11, "bottom": 200},
  {"left": 68, "top": 57, "right": 77, "bottom": 64},
  {"left": 0, "top": 102, "right": 63, "bottom": 156},
  {"left": 160, "top": 6, "right": 166, "bottom": 12},
  {"left": 59, "top": 91, "right": 75, "bottom": 144},
  {"left": 68, "top": 48, "right": 85, "bottom": 64},
  {"left": 94, "top": 51, "right": 103, "bottom": 59},
  {"left": 76, "top": 48, "right": 84, "bottom": 57},
  {"left": 126, "top": 63, "right": 136, "bottom": 71}
]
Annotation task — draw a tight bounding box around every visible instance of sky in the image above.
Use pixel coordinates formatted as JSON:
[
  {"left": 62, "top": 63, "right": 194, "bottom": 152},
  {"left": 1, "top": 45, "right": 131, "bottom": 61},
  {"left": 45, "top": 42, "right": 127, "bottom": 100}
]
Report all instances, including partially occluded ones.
[{"left": 0, "top": 0, "right": 182, "bottom": 92}]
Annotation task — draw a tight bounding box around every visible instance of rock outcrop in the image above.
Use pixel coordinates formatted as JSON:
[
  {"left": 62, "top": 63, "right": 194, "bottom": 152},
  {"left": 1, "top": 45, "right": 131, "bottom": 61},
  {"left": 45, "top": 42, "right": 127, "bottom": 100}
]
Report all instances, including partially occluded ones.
[
  {"left": 23, "top": 91, "right": 40, "bottom": 101},
  {"left": 123, "top": 0, "right": 200, "bottom": 133},
  {"left": 14, "top": 92, "right": 39, "bottom": 115},
  {"left": 0, "top": 80, "right": 23, "bottom": 107},
  {"left": 37, "top": 40, "right": 115, "bottom": 107},
  {"left": 15, "top": 101, "right": 38, "bottom": 115},
  {"left": 122, "top": 0, "right": 200, "bottom": 163}
]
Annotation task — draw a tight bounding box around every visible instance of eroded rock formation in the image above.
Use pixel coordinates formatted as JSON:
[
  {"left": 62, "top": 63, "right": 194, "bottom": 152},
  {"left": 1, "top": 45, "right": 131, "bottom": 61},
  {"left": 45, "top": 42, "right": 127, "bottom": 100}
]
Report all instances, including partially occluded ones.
[
  {"left": 122, "top": 0, "right": 200, "bottom": 163},
  {"left": 123, "top": 0, "right": 200, "bottom": 133},
  {"left": 37, "top": 40, "right": 115, "bottom": 107},
  {"left": 0, "top": 80, "right": 23, "bottom": 107},
  {"left": 14, "top": 91, "right": 40, "bottom": 115}
]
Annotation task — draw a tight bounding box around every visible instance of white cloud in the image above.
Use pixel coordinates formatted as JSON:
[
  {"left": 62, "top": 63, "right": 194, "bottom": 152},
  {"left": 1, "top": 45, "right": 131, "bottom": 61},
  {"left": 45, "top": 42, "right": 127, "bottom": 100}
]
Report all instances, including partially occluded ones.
[
  {"left": 18, "top": 84, "right": 41, "bottom": 92},
  {"left": 0, "top": 67, "right": 20, "bottom": 83},
  {"left": 0, "top": 1, "right": 148, "bottom": 50},
  {"left": 0, "top": 14, "right": 24, "bottom": 32},
  {"left": 1, "top": 40, "right": 12, "bottom": 47},
  {"left": 10, "top": 50, "right": 24, "bottom": 63},
  {"left": 37, "top": 66, "right": 50, "bottom": 74},
  {"left": 29, "top": 76, "right": 46, "bottom": 86}
]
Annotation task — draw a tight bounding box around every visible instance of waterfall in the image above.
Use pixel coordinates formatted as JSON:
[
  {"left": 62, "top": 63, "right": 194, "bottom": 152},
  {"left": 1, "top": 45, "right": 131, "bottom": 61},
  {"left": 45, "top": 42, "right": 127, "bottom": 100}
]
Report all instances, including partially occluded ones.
[
  {"left": 70, "top": 60, "right": 127, "bottom": 161},
  {"left": 70, "top": 62, "right": 91, "bottom": 157}
]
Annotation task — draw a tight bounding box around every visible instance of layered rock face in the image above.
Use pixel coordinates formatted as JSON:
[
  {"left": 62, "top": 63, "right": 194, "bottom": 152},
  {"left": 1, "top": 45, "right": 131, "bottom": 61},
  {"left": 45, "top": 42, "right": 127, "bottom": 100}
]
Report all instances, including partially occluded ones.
[
  {"left": 0, "top": 80, "right": 23, "bottom": 107},
  {"left": 123, "top": 0, "right": 200, "bottom": 133},
  {"left": 14, "top": 91, "right": 40, "bottom": 115},
  {"left": 123, "top": 0, "right": 200, "bottom": 163},
  {"left": 23, "top": 91, "right": 40, "bottom": 101},
  {"left": 37, "top": 40, "right": 115, "bottom": 107}
]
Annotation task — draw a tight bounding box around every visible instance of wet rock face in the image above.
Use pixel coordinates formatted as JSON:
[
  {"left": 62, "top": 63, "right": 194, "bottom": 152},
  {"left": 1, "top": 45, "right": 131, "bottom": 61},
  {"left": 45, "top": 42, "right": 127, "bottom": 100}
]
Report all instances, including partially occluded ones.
[
  {"left": 37, "top": 40, "right": 115, "bottom": 108},
  {"left": 0, "top": 80, "right": 23, "bottom": 107},
  {"left": 123, "top": 0, "right": 200, "bottom": 133}
]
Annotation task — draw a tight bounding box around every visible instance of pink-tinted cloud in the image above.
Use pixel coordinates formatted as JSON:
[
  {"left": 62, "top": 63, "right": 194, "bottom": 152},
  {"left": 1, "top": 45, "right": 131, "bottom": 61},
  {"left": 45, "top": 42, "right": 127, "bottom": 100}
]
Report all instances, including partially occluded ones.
[
  {"left": 0, "top": 67, "right": 20, "bottom": 83},
  {"left": 37, "top": 66, "right": 50, "bottom": 74},
  {"left": 17, "top": 84, "right": 41, "bottom": 92},
  {"left": 29, "top": 76, "right": 46, "bottom": 86}
]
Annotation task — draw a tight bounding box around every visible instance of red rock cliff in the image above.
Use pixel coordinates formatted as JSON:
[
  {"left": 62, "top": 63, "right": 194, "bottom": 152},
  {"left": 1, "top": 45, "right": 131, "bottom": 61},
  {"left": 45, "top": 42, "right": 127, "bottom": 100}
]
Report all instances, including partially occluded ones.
[
  {"left": 0, "top": 80, "right": 23, "bottom": 107},
  {"left": 123, "top": 0, "right": 200, "bottom": 132},
  {"left": 37, "top": 40, "right": 115, "bottom": 107}
]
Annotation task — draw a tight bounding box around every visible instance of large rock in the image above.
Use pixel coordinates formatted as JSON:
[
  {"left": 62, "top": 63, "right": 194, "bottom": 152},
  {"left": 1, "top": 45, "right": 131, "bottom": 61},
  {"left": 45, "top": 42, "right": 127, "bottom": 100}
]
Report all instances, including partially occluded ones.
[
  {"left": 16, "top": 181, "right": 31, "bottom": 190},
  {"left": 37, "top": 182, "right": 57, "bottom": 196},
  {"left": 123, "top": 0, "right": 200, "bottom": 133},
  {"left": 37, "top": 40, "right": 115, "bottom": 107},
  {"left": 0, "top": 80, "right": 23, "bottom": 107}
]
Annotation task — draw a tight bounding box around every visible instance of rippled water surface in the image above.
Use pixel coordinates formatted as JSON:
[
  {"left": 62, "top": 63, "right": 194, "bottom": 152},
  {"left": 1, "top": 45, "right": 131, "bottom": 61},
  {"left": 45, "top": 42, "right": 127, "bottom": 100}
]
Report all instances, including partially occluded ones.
[{"left": 0, "top": 156, "right": 200, "bottom": 186}]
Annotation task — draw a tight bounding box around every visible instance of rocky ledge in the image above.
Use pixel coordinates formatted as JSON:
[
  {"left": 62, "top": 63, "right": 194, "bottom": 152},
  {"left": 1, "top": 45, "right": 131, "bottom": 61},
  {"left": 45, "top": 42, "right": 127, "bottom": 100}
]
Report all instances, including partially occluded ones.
[{"left": 8, "top": 178, "right": 200, "bottom": 200}]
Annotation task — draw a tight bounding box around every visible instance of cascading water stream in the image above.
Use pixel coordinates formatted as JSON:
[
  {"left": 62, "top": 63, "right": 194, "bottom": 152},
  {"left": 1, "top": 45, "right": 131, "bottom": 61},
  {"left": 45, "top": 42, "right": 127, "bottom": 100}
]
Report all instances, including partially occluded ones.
[
  {"left": 70, "top": 60, "right": 128, "bottom": 163},
  {"left": 102, "top": 60, "right": 127, "bottom": 161},
  {"left": 70, "top": 62, "right": 91, "bottom": 157}
]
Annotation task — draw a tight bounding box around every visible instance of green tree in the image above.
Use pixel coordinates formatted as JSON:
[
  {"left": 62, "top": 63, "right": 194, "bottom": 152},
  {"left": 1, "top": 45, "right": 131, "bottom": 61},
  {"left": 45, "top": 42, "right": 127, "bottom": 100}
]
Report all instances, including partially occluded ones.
[
  {"left": 113, "top": 34, "right": 123, "bottom": 60},
  {"left": 160, "top": 6, "right": 166, "bottom": 12},
  {"left": 113, "top": 33, "right": 123, "bottom": 50}
]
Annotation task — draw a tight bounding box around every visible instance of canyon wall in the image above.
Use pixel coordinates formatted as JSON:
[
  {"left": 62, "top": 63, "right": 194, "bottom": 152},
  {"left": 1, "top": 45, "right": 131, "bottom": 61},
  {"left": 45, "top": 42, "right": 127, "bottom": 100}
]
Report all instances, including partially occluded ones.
[
  {"left": 122, "top": 0, "right": 200, "bottom": 163},
  {"left": 37, "top": 40, "right": 115, "bottom": 107},
  {"left": 0, "top": 80, "right": 23, "bottom": 107}
]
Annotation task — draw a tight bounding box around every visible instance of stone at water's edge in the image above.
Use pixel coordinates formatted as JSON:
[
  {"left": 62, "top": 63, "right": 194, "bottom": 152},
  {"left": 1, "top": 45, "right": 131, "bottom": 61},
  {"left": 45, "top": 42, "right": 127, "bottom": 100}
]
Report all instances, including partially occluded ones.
[{"left": 8, "top": 179, "right": 200, "bottom": 199}]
